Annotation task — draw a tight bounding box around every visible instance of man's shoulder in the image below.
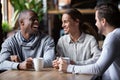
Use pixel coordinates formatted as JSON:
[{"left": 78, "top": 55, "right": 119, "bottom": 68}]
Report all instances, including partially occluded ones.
[
  {"left": 107, "top": 28, "right": 120, "bottom": 38},
  {"left": 4, "top": 34, "right": 16, "bottom": 42},
  {"left": 39, "top": 33, "right": 53, "bottom": 41},
  {"left": 2, "top": 34, "right": 18, "bottom": 47},
  {"left": 5, "top": 30, "right": 20, "bottom": 42}
]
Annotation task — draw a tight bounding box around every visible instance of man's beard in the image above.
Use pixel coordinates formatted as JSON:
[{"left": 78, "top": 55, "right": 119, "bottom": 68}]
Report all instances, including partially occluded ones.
[
  {"left": 98, "top": 30, "right": 101, "bottom": 34},
  {"left": 98, "top": 28, "right": 104, "bottom": 36}
]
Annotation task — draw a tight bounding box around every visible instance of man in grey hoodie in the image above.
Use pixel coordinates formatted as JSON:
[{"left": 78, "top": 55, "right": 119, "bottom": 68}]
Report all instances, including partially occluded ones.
[{"left": 0, "top": 10, "right": 55, "bottom": 70}]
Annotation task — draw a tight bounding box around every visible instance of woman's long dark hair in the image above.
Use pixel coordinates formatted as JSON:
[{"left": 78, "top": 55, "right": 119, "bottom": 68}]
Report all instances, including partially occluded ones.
[{"left": 64, "top": 8, "right": 98, "bottom": 41}]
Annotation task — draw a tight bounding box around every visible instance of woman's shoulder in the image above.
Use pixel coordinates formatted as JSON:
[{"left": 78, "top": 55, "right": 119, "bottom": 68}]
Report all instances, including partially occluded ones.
[
  {"left": 59, "top": 34, "right": 69, "bottom": 40},
  {"left": 83, "top": 33, "right": 98, "bottom": 43},
  {"left": 84, "top": 33, "right": 95, "bottom": 39}
]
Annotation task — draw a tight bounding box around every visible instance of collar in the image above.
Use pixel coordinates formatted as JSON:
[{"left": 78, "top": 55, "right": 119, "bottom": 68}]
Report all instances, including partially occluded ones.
[
  {"left": 20, "top": 32, "right": 35, "bottom": 42},
  {"left": 68, "top": 32, "right": 85, "bottom": 43}
]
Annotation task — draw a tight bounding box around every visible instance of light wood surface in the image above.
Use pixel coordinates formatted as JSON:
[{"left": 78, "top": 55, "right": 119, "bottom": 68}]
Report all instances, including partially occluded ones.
[{"left": 0, "top": 68, "right": 93, "bottom": 80}]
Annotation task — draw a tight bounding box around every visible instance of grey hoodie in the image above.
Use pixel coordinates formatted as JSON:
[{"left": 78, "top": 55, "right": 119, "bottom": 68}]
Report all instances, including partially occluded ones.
[{"left": 0, "top": 30, "right": 55, "bottom": 70}]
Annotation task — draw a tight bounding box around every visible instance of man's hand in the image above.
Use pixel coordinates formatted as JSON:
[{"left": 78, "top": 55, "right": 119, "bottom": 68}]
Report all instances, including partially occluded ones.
[
  {"left": 10, "top": 55, "right": 20, "bottom": 62},
  {"left": 18, "top": 57, "right": 33, "bottom": 70}
]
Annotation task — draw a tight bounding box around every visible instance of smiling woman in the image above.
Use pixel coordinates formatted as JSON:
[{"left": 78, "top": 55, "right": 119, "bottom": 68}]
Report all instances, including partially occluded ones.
[{"left": 52, "top": 9, "right": 101, "bottom": 70}]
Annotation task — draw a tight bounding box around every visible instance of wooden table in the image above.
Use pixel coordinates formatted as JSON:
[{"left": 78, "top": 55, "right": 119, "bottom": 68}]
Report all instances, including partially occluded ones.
[{"left": 0, "top": 68, "right": 93, "bottom": 80}]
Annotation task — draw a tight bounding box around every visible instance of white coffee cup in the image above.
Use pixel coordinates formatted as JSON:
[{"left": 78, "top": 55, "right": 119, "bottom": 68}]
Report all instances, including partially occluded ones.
[
  {"left": 33, "top": 58, "right": 44, "bottom": 71},
  {"left": 62, "top": 57, "right": 70, "bottom": 64},
  {"left": 58, "top": 57, "right": 70, "bottom": 72},
  {"left": 59, "top": 57, "right": 70, "bottom": 64}
]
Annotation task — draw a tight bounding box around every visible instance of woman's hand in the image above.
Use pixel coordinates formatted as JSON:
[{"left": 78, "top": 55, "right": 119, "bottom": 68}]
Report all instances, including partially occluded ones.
[
  {"left": 58, "top": 57, "right": 68, "bottom": 72},
  {"left": 52, "top": 57, "right": 59, "bottom": 69}
]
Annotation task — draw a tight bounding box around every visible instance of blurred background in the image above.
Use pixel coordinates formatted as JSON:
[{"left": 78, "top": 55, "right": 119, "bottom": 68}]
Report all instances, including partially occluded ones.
[{"left": 0, "top": 0, "right": 120, "bottom": 48}]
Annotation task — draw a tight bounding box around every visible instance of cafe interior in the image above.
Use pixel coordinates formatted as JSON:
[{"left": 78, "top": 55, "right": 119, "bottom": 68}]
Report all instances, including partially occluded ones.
[
  {"left": 0, "top": 0, "right": 119, "bottom": 48},
  {"left": 0, "top": 0, "right": 120, "bottom": 76}
]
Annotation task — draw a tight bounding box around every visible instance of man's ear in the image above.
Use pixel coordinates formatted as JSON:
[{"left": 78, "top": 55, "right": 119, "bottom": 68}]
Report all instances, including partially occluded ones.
[
  {"left": 20, "top": 20, "right": 24, "bottom": 26},
  {"left": 101, "top": 18, "right": 106, "bottom": 26},
  {"left": 21, "top": 22, "right": 24, "bottom": 26},
  {"left": 76, "top": 19, "right": 80, "bottom": 23}
]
